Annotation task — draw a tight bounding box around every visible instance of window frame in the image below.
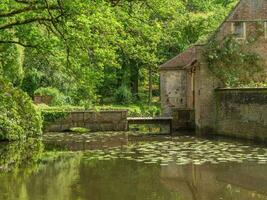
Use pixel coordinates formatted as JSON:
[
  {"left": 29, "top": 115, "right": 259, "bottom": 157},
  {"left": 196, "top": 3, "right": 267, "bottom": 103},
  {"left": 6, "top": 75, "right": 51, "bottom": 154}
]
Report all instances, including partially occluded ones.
[{"left": 231, "top": 21, "right": 246, "bottom": 39}]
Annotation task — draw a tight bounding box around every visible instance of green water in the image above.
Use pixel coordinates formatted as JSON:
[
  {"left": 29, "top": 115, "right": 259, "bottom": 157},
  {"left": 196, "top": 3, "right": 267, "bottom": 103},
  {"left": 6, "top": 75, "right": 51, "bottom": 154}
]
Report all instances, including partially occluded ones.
[{"left": 0, "top": 132, "right": 267, "bottom": 200}]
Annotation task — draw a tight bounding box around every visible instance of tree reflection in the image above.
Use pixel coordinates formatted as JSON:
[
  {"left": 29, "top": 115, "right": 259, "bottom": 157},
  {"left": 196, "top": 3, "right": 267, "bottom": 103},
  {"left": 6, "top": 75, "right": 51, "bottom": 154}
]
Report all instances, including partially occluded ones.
[
  {"left": 0, "top": 140, "right": 82, "bottom": 200},
  {"left": 0, "top": 138, "right": 43, "bottom": 172}
]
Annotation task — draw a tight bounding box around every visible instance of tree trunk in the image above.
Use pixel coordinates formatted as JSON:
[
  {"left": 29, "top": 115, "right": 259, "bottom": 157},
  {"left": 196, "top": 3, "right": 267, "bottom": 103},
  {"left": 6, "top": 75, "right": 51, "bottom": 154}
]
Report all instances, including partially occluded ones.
[
  {"left": 130, "top": 64, "right": 139, "bottom": 100},
  {"left": 148, "top": 66, "right": 152, "bottom": 105}
]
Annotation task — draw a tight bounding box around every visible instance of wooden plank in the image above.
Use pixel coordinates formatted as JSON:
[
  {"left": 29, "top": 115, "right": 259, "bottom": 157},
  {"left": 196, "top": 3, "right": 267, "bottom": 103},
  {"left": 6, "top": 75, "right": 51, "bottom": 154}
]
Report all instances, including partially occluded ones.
[{"left": 127, "top": 117, "right": 173, "bottom": 121}]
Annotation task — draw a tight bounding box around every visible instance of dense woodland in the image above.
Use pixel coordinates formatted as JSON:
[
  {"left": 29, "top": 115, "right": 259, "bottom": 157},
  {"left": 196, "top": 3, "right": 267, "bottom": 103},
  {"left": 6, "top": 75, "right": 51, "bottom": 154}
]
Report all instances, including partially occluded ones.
[
  {"left": 0, "top": 0, "right": 238, "bottom": 140},
  {"left": 0, "top": 0, "right": 236, "bottom": 105}
]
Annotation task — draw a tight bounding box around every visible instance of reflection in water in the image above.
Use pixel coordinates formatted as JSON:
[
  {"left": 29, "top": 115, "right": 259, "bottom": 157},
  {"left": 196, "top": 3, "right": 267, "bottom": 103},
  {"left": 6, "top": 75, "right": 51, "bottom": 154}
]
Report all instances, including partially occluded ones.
[
  {"left": 160, "top": 162, "right": 267, "bottom": 200},
  {"left": 0, "top": 132, "right": 266, "bottom": 200},
  {"left": 0, "top": 153, "right": 81, "bottom": 200},
  {"left": 0, "top": 138, "right": 43, "bottom": 172}
]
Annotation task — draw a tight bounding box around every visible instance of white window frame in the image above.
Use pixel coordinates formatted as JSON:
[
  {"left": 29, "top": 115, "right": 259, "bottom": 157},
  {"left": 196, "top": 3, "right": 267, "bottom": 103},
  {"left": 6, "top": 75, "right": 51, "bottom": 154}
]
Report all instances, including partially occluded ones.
[{"left": 231, "top": 22, "right": 246, "bottom": 39}]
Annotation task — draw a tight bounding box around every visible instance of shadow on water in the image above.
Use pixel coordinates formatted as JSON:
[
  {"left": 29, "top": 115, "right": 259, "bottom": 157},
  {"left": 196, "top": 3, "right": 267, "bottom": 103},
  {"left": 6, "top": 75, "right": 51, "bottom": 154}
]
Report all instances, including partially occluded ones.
[{"left": 0, "top": 131, "right": 267, "bottom": 200}]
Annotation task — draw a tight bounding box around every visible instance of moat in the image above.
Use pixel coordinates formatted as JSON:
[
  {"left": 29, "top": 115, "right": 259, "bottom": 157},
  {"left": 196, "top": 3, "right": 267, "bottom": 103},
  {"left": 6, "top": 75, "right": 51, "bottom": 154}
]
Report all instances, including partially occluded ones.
[{"left": 0, "top": 132, "right": 267, "bottom": 200}]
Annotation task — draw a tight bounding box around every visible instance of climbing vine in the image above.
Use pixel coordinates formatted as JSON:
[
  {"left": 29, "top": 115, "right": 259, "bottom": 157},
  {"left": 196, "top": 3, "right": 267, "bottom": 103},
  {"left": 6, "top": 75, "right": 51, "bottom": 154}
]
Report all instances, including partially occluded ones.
[{"left": 205, "top": 33, "right": 264, "bottom": 87}]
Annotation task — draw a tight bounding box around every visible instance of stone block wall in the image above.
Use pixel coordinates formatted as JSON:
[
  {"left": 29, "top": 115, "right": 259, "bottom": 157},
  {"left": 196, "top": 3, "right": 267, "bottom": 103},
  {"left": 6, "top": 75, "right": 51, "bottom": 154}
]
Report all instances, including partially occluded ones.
[
  {"left": 160, "top": 69, "right": 187, "bottom": 116},
  {"left": 44, "top": 110, "right": 128, "bottom": 132},
  {"left": 215, "top": 88, "right": 267, "bottom": 141}
]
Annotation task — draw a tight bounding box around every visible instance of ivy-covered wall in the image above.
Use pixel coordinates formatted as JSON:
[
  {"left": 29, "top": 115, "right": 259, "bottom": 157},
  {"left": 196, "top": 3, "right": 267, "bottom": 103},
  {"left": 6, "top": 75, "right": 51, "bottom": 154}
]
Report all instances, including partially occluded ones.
[{"left": 43, "top": 110, "right": 128, "bottom": 132}]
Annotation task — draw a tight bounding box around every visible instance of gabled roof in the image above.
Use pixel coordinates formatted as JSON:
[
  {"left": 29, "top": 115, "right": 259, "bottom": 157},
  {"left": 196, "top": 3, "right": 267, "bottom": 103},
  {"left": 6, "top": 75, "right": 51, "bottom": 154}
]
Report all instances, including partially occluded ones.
[
  {"left": 160, "top": 0, "right": 267, "bottom": 70},
  {"left": 159, "top": 46, "right": 197, "bottom": 70}
]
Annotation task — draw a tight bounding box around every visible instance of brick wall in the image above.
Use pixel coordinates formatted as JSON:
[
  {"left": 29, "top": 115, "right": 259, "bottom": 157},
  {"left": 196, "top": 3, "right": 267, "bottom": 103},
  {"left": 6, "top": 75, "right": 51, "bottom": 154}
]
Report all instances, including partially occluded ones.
[
  {"left": 229, "top": 0, "right": 267, "bottom": 20},
  {"left": 196, "top": 0, "right": 267, "bottom": 134},
  {"left": 216, "top": 0, "right": 267, "bottom": 74}
]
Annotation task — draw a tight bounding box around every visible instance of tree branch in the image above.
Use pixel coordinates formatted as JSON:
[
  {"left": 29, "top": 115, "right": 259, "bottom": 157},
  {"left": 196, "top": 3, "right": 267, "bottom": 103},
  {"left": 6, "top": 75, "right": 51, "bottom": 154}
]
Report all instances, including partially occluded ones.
[
  {"left": 0, "top": 5, "right": 60, "bottom": 18},
  {"left": 0, "top": 15, "right": 62, "bottom": 30},
  {"left": 14, "top": 0, "right": 41, "bottom": 5},
  {"left": 0, "top": 40, "right": 37, "bottom": 48}
]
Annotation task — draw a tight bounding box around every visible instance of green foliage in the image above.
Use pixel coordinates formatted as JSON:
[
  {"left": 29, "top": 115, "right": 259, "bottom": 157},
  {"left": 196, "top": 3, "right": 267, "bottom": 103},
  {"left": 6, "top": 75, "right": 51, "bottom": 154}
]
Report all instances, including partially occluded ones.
[
  {"left": 38, "top": 103, "right": 160, "bottom": 123},
  {"left": 34, "top": 87, "right": 67, "bottom": 106},
  {"left": 115, "top": 85, "right": 132, "bottom": 104},
  {"left": 95, "top": 104, "right": 160, "bottom": 117},
  {"left": 0, "top": 78, "right": 42, "bottom": 141},
  {"left": 70, "top": 127, "right": 90, "bottom": 133},
  {"left": 0, "top": 43, "right": 24, "bottom": 86},
  {"left": 38, "top": 104, "right": 83, "bottom": 123},
  {"left": 0, "top": 0, "right": 237, "bottom": 105},
  {"left": 205, "top": 35, "right": 264, "bottom": 87},
  {"left": 238, "top": 81, "right": 267, "bottom": 88},
  {"left": 0, "top": 0, "right": 239, "bottom": 108}
]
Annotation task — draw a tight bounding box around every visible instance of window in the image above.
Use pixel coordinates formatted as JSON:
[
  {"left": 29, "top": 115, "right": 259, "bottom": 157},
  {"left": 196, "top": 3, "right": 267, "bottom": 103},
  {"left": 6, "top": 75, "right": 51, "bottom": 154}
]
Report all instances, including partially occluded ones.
[
  {"left": 232, "top": 22, "right": 246, "bottom": 39},
  {"left": 251, "top": 0, "right": 263, "bottom": 10}
]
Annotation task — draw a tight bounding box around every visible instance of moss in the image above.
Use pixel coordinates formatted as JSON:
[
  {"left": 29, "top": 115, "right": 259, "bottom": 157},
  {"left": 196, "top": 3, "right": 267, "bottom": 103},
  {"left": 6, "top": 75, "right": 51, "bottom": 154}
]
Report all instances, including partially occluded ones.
[
  {"left": 0, "top": 78, "right": 42, "bottom": 141},
  {"left": 93, "top": 104, "right": 161, "bottom": 117},
  {"left": 38, "top": 103, "right": 161, "bottom": 125},
  {"left": 38, "top": 104, "right": 83, "bottom": 123},
  {"left": 70, "top": 127, "right": 90, "bottom": 133}
]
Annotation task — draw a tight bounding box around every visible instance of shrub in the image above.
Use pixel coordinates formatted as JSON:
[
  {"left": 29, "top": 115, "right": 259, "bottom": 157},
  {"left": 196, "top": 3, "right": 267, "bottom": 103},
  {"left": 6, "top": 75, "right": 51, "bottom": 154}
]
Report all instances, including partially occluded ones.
[
  {"left": 0, "top": 78, "right": 42, "bottom": 141},
  {"left": 34, "top": 87, "right": 66, "bottom": 106},
  {"left": 38, "top": 104, "right": 84, "bottom": 123},
  {"left": 115, "top": 85, "right": 132, "bottom": 104}
]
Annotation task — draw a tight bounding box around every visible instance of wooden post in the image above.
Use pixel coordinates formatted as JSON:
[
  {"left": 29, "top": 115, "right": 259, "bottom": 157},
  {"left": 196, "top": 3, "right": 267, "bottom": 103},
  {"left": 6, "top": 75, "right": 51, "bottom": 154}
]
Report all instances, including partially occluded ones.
[
  {"left": 127, "top": 121, "right": 129, "bottom": 131},
  {"left": 170, "top": 119, "right": 173, "bottom": 135},
  {"left": 148, "top": 66, "right": 152, "bottom": 105}
]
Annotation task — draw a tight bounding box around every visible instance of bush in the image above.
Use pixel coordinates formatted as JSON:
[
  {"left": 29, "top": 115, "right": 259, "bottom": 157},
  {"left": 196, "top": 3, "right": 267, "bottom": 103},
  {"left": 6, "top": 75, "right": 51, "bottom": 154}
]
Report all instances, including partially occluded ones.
[
  {"left": 93, "top": 104, "right": 161, "bottom": 117},
  {"left": 0, "top": 78, "right": 42, "bottom": 141},
  {"left": 34, "top": 87, "right": 66, "bottom": 106},
  {"left": 38, "top": 104, "right": 83, "bottom": 123},
  {"left": 115, "top": 85, "right": 132, "bottom": 104}
]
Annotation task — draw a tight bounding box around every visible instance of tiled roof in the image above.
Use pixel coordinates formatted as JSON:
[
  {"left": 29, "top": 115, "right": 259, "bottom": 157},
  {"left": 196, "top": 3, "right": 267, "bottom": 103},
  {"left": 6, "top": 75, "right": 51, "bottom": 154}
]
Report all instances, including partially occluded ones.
[{"left": 160, "top": 46, "right": 197, "bottom": 70}]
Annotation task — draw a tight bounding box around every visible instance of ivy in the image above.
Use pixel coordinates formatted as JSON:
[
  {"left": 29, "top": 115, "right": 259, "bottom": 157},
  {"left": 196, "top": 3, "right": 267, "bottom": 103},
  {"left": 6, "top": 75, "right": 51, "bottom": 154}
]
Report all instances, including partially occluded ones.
[{"left": 205, "top": 35, "right": 264, "bottom": 87}]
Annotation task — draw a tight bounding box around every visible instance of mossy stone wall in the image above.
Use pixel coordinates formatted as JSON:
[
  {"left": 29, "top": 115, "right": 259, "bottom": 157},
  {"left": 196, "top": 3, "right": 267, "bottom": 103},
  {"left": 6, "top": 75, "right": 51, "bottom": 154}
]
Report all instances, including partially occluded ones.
[
  {"left": 215, "top": 88, "right": 267, "bottom": 141},
  {"left": 44, "top": 110, "right": 128, "bottom": 132}
]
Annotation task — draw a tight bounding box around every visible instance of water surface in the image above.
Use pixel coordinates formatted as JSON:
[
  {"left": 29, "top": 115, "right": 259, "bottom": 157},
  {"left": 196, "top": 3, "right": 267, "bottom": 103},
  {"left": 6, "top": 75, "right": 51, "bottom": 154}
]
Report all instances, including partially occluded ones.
[{"left": 0, "top": 132, "right": 267, "bottom": 200}]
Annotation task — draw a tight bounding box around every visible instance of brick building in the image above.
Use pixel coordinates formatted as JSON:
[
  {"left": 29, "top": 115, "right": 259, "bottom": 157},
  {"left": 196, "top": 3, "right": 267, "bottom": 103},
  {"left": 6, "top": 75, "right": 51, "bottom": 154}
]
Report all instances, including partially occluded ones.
[{"left": 160, "top": 0, "right": 267, "bottom": 134}]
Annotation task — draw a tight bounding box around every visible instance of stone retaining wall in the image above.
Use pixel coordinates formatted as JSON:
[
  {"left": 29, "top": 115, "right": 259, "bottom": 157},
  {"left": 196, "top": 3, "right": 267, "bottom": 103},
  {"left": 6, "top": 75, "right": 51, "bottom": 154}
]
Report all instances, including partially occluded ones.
[
  {"left": 44, "top": 110, "right": 128, "bottom": 132},
  {"left": 215, "top": 88, "right": 267, "bottom": 141}
]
